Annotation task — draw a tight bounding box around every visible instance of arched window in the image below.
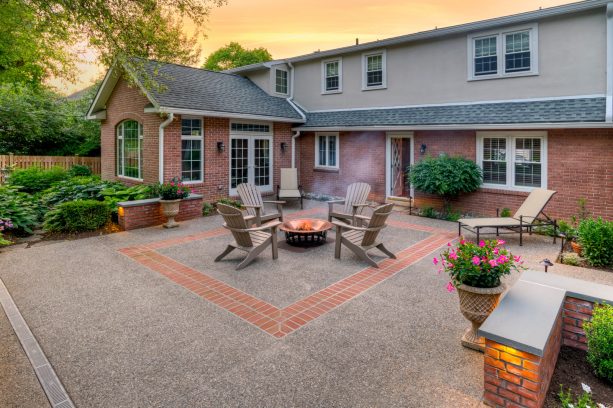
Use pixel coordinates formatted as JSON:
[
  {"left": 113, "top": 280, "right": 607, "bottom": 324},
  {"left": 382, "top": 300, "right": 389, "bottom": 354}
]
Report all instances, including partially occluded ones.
[{"left": 116, "top": 120, "right": 143, "bottom": 179}]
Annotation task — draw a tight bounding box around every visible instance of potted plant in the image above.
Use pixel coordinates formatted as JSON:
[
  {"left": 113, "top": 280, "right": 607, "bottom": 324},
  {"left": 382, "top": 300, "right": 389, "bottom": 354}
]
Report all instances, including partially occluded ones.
[
  {"left": 434, "top": 239, "right": 524, "bottom": 352},
  {"left": 158, "top": 178, "right": 191, "bottom": 228}
]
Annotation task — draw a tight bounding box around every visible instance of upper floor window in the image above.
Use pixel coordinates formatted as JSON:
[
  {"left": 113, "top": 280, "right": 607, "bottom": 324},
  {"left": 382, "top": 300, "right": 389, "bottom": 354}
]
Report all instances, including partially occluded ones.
[
  {"left": 468, "top": 24, "right": 538, "bottom": 80},
  {"left": 362, "top": 50, "right": 386, "bottom": 90},
  {"left": 477, "top": 131, "right": 547, "bottom": 191},
  {"left": 116, "top": 120, "right": 143, "bottom": 180},
  {"left": 275, "top": 68, "right": 288, "bottom": 95},
  {"left": 315, "top": 133, "right": 339, "bottom": 169},
  {"left": 322, "top": 59, "right": 342, "bottom": 94},
  {"left": 181, "top": 117, "right": 203, "bottom": 182}
]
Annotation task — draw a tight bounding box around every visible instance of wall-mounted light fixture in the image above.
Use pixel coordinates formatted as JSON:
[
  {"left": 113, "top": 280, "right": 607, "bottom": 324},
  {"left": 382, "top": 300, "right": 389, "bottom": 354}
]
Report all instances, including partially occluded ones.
[
  {"left": 420, "top": 144, "right": 427, "bottom": 155},
  {"left": 217, "top": 141, "right": 225, "bottom": 153},
  {"left": 280, "top": 142, "right": 287, "bottom": 152}
]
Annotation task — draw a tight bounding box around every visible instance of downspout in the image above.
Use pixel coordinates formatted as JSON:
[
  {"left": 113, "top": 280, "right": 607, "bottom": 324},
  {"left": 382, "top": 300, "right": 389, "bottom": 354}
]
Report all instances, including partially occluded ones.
[
  {"left": 158, "top": 113, "right": 174, "bottom": 183},
  {"left": 606, "top": 2, "right": 613, "bottom": 121},
  {"left": 286, "top": 62, "right": 306, "bottom": 169}
]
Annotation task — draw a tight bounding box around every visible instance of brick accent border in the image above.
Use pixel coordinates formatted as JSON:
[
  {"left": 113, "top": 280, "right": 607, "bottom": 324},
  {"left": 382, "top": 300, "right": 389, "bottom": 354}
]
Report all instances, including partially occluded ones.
[
  {"left": 119, "top": 208, "right": 455, "bottom": 338},
  {"left": 483, "top": 296, "right": 598, "bottom": 408}
]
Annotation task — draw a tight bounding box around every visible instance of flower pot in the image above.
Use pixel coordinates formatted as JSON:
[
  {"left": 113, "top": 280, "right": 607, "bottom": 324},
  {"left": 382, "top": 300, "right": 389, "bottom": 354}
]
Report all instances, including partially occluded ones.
[
  {"left": 456, "top": 283, "right": 506, "bottom": 352},
  {"left": 160, "top": 199, "right": 181, "bottom": 228},
  {"left": 571, "top": 241, "right": 583, "bottom": 255}
]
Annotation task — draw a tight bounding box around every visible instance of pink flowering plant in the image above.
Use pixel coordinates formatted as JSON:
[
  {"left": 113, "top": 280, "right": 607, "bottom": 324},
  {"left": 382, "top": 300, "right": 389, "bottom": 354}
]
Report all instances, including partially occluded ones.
[
  {"left": 157, "top": 178, "right": 191, "bottom": 200},
  {"left": 0, "top": 218, "right": 14, "bottom": 246},
  {"left": 434, "top": 239, "right": 524, "bottom": 290}
]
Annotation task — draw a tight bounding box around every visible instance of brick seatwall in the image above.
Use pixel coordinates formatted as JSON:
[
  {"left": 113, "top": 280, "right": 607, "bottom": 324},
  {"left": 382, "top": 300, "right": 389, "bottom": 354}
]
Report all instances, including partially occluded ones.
[{"left": 118, "top": 195, "right": 203, "bottom": 231}]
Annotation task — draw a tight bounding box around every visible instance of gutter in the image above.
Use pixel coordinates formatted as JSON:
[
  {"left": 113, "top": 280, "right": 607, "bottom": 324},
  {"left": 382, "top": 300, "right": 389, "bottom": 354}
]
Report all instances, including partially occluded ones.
[
  {"left": 606, "top": 2, "right": 613, "bottom": 121},
  {"left": 292, "top": 122, "right": 613, "bottom": 132},
  {"left": 158, "top": 113, "right": 174, "bottom": 183},
  {"left": 287, "top": 62, "right": 305, "bottom": 169}
]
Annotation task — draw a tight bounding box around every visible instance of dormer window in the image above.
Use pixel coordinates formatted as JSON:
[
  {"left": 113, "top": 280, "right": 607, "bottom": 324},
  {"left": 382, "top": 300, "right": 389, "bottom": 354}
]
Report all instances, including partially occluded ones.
[
  {"left": 362, "top": 50, "right": 387, "bottom": 90},
  {"left": 275, "top": 68, "right": 288, "bottom": 95},
  {"left": 468, "top": 24, "right": 538, "bottom": 80}
]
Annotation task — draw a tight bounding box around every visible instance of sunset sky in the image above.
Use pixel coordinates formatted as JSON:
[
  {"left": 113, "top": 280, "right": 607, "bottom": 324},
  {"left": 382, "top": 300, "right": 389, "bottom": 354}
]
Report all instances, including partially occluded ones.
[{"left": 50, "top": 0, "right": 574, "bottom": 94}]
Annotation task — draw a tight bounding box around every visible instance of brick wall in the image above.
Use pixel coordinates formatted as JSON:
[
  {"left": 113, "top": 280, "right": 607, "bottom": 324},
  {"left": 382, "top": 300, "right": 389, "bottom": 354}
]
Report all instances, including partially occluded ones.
[
  {"left": 298, "top": 131, "right": 387, "bottom": 202},
  {"left": 118, "top": 196, "right": 203, "bottom": 230},
  {"left": 100, "top": 77, "right": 162, "bottom": 184},
  {"left": 296, "top": 129, "right": 613, "bottom": 220},
  {"left": 483, "top": 295, "right": 598, "bottom": 408}
]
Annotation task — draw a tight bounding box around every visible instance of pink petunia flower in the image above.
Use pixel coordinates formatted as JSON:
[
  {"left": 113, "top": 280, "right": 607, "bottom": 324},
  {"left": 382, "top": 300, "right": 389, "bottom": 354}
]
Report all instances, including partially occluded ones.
[
  {"left": 433, "top": 257, "right": 439, "bottom": 265},
  {"left": 479, "top": 241, "right": 486, "bottom": 247},
  {"left": 493, "top": 248, "right": 499, "bottom": 255},
  {"left": 449, "top": 251, "right": 458, "bottom": 260},
  {"left": 447, "top": 242, "right": 451, "bottom": 247},
  {"left": 498, "top": 240, "right": 506, "bottom": 245},
  {"left": 446, "top": 282, "right": 455, "bottom": 293},
  {"left": 497, "top": 255, "right": 508, "bottom": 264},
  {"left": 472, "top": 256, "right": 481, "bottom": 265},
  {"left": 489, "top": 259, "right": 498, "bottom": 267},
  {"left": 460, "top": 239, "right": 466, "bottom": 245}
]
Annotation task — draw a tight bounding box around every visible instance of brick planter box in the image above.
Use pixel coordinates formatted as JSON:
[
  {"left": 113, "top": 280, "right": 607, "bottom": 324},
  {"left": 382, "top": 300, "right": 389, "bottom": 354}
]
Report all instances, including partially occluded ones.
[
  {"left": 479, "top": 271, "right": 612, "bottom": 408},
  {"left": 117, "top": 194, "right": 203, "bottom": 230}
]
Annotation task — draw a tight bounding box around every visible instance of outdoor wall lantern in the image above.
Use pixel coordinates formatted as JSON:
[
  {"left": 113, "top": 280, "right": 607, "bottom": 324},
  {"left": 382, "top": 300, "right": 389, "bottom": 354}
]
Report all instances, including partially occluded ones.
[
  {"left": 280, "top": 142, "right": 287, "bottom": 152},
  {"left": 217, "top": 141, "right": 225, "bottom": 153},
  {"left": 420, "top": 144, "right": 427, "bottom": 154}
]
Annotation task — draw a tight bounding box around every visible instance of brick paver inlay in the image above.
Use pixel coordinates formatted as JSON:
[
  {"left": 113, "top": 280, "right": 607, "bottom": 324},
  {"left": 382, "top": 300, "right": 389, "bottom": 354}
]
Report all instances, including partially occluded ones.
[{"left": 119, "top": 209, "right": 455, "bottom": 338}]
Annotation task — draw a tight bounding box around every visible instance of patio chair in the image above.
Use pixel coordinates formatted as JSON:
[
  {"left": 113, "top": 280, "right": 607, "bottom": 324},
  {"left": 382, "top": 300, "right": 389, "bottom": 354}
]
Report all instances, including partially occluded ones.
[
  {"left": 237, "top": 183, "right": 285, "bottom": 226},
  {"left": 328, "top": 182, "right": 371, "bottom": 226},
  {"left": 277, "top": 168, "right": 304, "bottom": 209},
  {"left": 215, "top": 203, "right": 281, "bottom": 270},
  {"left": 458, "top": 188, "right": 557, "bottom": 246},
  {"left": 333, "top": 203, "right": 396, "bottom": 268}
]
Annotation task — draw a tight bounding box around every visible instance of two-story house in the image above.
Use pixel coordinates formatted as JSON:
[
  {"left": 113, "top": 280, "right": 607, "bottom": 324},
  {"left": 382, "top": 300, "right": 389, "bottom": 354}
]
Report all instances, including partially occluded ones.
[{"left": 88, "top": 0, "right": 613, "bottom": 220}]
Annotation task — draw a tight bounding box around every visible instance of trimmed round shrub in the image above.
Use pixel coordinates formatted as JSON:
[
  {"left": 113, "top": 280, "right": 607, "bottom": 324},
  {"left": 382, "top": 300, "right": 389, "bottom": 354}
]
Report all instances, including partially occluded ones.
[
  {"left": 577, "top": 218, "right": 613, "bottom": 267},
  {"left": 409, "top": 155, "right": 482, "bottom": 204},
  {"left": 584, "top": 304, "right": 613, "bottom": 383},
  {"left": 43, "top": 200, "right": 111, "bottom": 233},
  {"left": 8, "top": 166, "right": 68, "bottom": 193}
]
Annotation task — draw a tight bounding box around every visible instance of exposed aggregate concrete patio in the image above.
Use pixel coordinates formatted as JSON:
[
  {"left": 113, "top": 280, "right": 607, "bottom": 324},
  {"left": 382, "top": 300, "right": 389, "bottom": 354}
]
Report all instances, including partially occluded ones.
[{"left": 1, "top": 200, "right": 611, "bottom": 407}]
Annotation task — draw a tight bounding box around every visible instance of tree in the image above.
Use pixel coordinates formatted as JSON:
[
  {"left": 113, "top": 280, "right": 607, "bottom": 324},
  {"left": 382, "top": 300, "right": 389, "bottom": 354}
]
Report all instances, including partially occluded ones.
[
  {"left": 1, "top": 0, "right": 226, "bottom": 87},
  {"left": 203, "top": 42, "right": 272, "bottom": 71}
]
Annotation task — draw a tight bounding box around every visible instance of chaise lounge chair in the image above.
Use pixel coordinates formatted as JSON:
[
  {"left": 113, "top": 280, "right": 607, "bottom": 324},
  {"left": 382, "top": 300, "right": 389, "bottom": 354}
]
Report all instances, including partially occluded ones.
[
  {"left": 277, "top": 168, "right": 304, "bottom": 209},
  {"left": 215, "top": 203, "right": 281, "bottom": 270},
  {"left": 237, "top": 183, "right": 285, "bottom": 226},
  {"left": 458, "top": 188, "right": 557, "bottom": 246},
  {"left": 328, "top": 182, "right": 371, "bottom": 226},
  {"left": 333, "top": 203, "right": 397, "bottom": 268}
]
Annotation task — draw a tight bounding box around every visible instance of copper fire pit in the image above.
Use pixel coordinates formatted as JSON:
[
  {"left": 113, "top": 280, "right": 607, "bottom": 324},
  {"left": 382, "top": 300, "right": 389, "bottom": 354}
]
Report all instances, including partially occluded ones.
[{"left": 279, "top": 219, "right": 333, "bottom": 247}]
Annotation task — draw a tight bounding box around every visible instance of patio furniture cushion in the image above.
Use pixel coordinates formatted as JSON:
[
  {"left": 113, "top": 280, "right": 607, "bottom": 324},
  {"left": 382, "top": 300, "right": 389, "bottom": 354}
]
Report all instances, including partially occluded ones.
[
  {"left": 458, "top": 217, "right": 522, "bottom": 228},
  {"left": 278, "top": 189, "right": 302, "bottom": 198},
  {"left": 514, "top": 188, "right": 556, "bottom": 221}
]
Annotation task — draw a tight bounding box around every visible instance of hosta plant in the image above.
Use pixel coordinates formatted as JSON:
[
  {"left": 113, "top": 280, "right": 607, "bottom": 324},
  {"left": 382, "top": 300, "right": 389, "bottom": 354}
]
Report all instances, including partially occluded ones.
[
  {"left": 434, "top": 239, "right": 524, "bottom": 290},
  {"left": 0, "top": 219, "right": 13, "bottom": 245}
]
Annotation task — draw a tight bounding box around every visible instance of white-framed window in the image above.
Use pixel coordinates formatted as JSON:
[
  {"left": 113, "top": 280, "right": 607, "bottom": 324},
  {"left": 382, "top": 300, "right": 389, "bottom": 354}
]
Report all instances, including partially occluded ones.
[
  {"left": 275, "top": 68, "right": 288, "bottom": 95},
  {"left": 314, "top": 132, "right": 339, "bottom": 169},
  {"left": 181, "top": 117, "right": 203, "bottom": 183},
  {"left": 322, "top": 58, "right": 342, "bottom": 94},
  {"left": 477, "top": 131, "right": 547, "bottom": 191},
  {"left": 116, "top": 120, "right": 143, "bottom": 180},
  {"left": 468, "top": 24, "right": 538, "bottom": 80},
  {"left": 362, "top": 50, "right": 387, "bottom": 90}
]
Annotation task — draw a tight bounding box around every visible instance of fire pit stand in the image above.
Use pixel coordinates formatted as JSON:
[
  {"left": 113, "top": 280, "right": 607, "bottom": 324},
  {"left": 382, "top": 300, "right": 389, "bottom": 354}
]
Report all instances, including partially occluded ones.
[{"left": 279, "top": 219, "right": 333, "bottom": 247}]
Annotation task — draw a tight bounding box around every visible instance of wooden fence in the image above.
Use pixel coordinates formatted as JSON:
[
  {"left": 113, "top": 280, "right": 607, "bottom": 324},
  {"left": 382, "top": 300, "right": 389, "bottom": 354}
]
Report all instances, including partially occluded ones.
[{"left": 0, "top": 154, "right": 101, "bottom": 184}]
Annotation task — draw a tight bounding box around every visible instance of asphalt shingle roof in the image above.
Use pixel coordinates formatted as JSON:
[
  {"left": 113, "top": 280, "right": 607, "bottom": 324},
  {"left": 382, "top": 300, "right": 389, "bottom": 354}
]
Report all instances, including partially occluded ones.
[
  {"left": 301, "top": 97, "right": 606, "bottom": 128},
  {"left": 139, "top": 60, "right": 304, "bottom": 121}
]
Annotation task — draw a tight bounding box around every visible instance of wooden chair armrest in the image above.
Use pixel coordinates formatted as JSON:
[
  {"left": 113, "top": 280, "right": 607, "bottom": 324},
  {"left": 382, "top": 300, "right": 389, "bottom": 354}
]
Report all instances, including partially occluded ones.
[
  {"left": 243, "top": 204, "right": 262, "bottom": 209},
  {"left": 332, "top": 221, "right": 384, "bottom": 233},
  {"left": 263, "top": 200, "right": 286, "bottom": 204},
  {"left": 222, "top": 221, "right": 282, "bottom": 233},
  {"left": 328, "top": 199, "right": 345, "bottom": 204}
]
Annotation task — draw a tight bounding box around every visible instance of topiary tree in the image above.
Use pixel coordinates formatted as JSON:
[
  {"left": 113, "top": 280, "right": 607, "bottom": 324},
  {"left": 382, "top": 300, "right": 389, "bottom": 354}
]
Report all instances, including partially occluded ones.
[{"left": 408, "top": 155, "right": 482, "bottom": 213}]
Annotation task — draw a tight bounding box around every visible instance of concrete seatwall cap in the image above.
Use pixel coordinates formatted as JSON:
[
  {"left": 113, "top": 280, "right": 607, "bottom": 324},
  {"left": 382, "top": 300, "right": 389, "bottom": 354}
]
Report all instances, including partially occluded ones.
[
  {"left": 117, "top": 194, "right": 204, "bottom": 208},
  {"left": 478, "top": 270, "right": 613, "bottom": 356}
]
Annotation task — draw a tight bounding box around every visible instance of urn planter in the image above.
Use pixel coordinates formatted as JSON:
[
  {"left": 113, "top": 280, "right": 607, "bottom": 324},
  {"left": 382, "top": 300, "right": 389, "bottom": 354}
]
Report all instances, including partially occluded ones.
[
  {"left": 160, "top": 199, "right": 181, "bottom": 228},
  {"left": 571, "top": 241, "right": 583, "bottom": 255},
  {"left": 456, "top": 283, "right": 506, "bottom": 352}
]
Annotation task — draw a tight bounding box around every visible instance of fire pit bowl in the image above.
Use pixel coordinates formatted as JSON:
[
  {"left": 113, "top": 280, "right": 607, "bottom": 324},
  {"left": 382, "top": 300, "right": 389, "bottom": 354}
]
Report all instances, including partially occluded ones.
[{"left": 280, "top": 219, "right": 333, "bottom": 247}]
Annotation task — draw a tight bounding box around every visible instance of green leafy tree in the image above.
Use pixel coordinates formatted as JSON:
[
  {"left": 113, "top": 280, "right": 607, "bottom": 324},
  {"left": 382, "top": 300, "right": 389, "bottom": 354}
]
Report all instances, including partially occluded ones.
[{"left": 203, "top": 42, "right": 272, "bottom": 71}]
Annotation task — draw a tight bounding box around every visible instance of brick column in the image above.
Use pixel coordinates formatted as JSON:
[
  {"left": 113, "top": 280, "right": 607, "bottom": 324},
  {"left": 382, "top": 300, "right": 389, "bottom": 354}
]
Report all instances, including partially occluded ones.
[{"left": 561, "top": 297, "right": 594, "bottom": 350}]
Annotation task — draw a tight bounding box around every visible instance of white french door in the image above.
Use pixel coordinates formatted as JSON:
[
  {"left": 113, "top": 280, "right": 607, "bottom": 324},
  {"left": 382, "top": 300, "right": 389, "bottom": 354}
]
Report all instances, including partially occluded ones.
[
  {"left": 229, "top": 135, "right": 273, "bottom": 195},
  {"left": 385, "top": 132, "right": 414, "bottom": 198}
]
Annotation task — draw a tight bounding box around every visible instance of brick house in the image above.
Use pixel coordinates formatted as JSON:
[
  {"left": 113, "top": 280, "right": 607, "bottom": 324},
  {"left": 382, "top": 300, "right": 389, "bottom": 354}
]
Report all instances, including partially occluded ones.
[{"left": 88, "top": 0, "right": 613, "bottom": 220}]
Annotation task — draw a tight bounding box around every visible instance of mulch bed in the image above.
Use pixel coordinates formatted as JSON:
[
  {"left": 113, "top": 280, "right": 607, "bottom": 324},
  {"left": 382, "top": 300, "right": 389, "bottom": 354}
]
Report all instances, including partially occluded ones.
[{"left": 544, "top": 346, "right": 613, "bottom": 407}]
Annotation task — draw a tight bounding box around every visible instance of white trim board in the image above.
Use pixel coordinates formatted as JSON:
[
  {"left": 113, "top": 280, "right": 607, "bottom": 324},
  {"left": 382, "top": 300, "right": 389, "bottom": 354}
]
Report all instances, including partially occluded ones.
[{"left": 145, "top": 106, "right": 304, "bottom": 124}]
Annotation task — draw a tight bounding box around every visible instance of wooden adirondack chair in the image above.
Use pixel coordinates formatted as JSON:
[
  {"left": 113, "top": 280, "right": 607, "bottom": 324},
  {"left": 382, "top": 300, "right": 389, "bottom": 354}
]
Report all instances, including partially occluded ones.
[
  {"left": 237, "top": 183, "right": 285, "bottom": 226},
  {"left": 333, "top": 203, "right": 396, "bottom": 268},
  {"left": 277, "top": 168, "right": 304, "bottom": 209},
  {"left": 328, "top": 182, "right": 371, "bottom": 225},
  {"left": 215, "top": 203, "right": 281, "bottom": 270}
]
